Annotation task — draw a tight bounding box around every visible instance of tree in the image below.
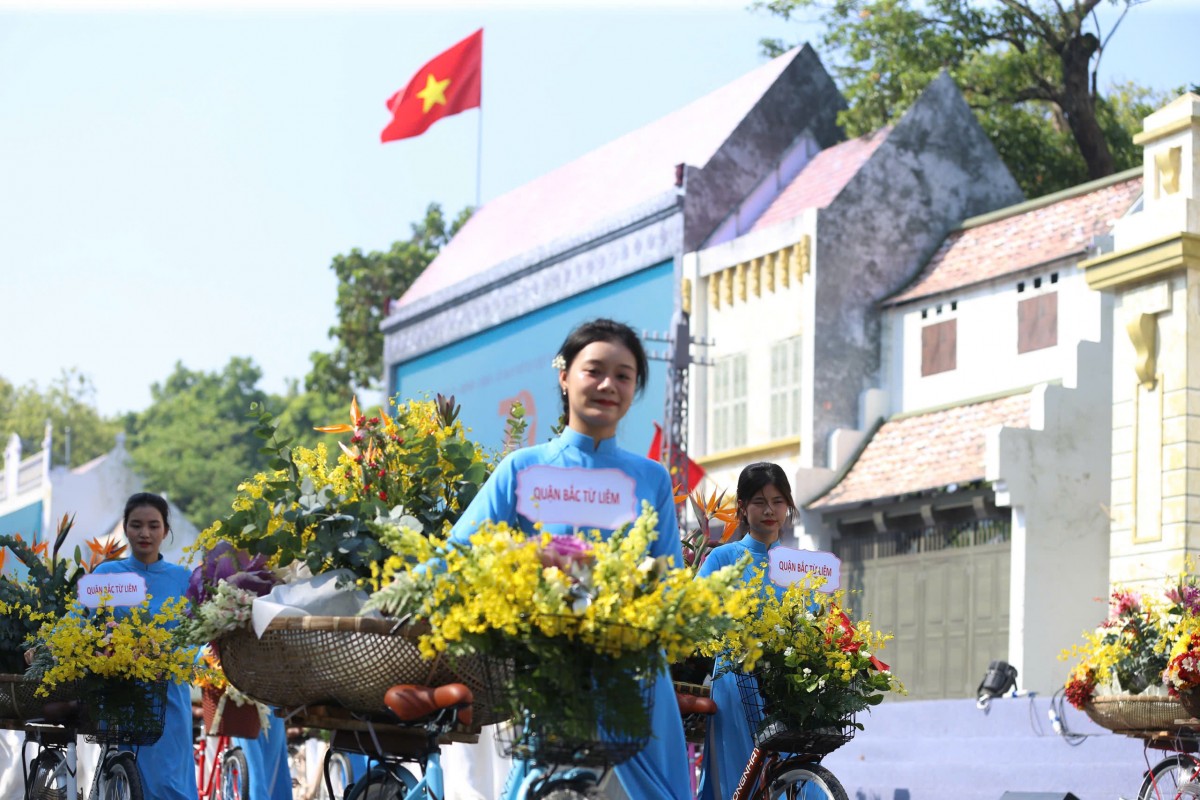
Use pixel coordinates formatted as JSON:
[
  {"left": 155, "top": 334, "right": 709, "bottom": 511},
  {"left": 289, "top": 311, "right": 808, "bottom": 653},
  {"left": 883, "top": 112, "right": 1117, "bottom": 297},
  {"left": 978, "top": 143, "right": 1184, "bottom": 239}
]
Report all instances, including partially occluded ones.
[
  {"left": 306, "top": 203, "right": 473, "bottom": 399},
  {"left": 757, "top": 0, "right": 1163, "bottom": 196},
  {"left": 0, "top": 370, "right": 120, "bottom": 468},
  {"left": 125, "top": 358, "right": 274, "bottom": 528}
]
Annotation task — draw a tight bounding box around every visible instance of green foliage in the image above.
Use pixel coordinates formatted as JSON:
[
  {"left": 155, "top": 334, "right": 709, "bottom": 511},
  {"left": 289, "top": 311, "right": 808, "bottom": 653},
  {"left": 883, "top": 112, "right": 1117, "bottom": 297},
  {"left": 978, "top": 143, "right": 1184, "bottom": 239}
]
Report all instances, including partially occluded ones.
[
  {"left": 306, "top": 203, "right": 472, "bottom": 398},
  {"left": 124, "top": 358, "right": 275, "bottom": 528},
  {"left": 0, "top": 370, "right": 120, "bottom": 468},
  {"left": 756, "top": 0, "right": 1162, "bottom": 197},
  {"left": 201, "top": 397, "right": 497, "bottom": 585},
  {"left": 0, "top": 516, "right": 90, "bottom": 673}
]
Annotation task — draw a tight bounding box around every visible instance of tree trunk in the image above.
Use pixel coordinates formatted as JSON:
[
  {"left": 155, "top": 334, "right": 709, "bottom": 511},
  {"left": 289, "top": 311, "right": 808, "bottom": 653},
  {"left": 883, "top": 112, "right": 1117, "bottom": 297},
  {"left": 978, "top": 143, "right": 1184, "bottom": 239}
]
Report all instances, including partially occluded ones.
[{"left": 1059, "top": 31, "right": 1115, "bottom": 180}]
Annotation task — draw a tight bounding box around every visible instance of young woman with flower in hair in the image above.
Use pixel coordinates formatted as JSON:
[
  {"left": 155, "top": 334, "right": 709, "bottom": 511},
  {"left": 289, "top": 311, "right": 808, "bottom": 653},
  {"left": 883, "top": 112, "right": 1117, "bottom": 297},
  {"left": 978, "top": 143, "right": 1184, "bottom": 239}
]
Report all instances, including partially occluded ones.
[{"left": 448, "top": 318, "right": 689, "bottom": 800}]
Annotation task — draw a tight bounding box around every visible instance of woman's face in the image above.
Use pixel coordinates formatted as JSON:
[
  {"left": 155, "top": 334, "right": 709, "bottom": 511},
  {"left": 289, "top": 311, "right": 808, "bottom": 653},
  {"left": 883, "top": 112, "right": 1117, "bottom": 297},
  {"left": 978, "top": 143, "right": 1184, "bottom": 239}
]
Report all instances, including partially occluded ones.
[
  {"left": 124, "top": 504, "right": 167, "bottom": 565},
  {"left": 559, "top": 340, "right": 638, "bottom": 440},
  {"left": 741, "top": 483, "right": 790, "bottom": 544}
]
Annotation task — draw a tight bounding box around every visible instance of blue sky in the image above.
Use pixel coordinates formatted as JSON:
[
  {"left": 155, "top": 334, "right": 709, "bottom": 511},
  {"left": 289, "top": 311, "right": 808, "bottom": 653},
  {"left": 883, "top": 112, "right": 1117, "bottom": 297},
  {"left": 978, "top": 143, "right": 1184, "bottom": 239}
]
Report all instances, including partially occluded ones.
[{"left": 1, "top": 0, "right": 1195, "bottom": 417}]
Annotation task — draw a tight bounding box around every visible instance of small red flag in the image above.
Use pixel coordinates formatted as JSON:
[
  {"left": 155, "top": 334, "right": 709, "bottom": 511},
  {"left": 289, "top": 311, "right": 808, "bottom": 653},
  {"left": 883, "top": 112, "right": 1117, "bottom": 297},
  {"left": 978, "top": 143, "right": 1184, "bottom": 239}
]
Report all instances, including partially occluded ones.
[
  {"left": 648, "top": 422, "right": 706, "bottom": 489},
  {"left": 381, "top": 29, "right": 482, "bottom": 143}
]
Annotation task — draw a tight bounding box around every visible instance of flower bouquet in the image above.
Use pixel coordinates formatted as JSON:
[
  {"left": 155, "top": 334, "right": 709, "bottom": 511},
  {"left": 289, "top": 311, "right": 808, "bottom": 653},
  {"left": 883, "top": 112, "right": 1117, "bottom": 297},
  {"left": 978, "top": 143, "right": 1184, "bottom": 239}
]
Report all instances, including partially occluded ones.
[
  {"left": 670, "top": 487, "right": 737, "bottom": 693},
  {"left": 708, "top": 574, "right": 903, "bottom": 753},
  {"left": 1061, "top": 581, "right": 1195, "bottom": 732},
  {"left": 0, "top": 513, "right": 125, "bottom": 674},
  {"left": 191, "top": 397, "right": 512, "bottom": 720},
  {"left": 365, "top": 505, "right": 757, "bottom": 765},
  {"left": 0, "top": 514, "right": 128, "bottom": 721},
  {"left": 24, "top": 595, "right": 196, "bottom": 744}
]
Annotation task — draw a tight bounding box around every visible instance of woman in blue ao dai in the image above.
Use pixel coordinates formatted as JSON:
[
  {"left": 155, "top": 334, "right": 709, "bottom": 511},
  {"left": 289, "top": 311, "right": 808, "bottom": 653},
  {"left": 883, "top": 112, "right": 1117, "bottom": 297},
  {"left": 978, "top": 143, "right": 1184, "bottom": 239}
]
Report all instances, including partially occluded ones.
[
  {"left": 696, "top": 462, "right": 797, "bottom": 800},
  {"left": 448, "top": 318, "right": 690, "bottom": 800},
  {"left": 91, "top": 493, "right": 198, "bottom": 800}
]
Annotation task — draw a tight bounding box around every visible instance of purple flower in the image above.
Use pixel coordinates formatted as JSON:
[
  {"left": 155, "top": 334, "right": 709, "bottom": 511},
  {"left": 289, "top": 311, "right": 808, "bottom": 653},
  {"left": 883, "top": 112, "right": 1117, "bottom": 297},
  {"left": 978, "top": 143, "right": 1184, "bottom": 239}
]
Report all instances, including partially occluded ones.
[
  {"left": 187, "top": 542, "right": 279, "bottom": 607},
  {"left": 539, "top": 536, "right": 593, "bottom": 572}
]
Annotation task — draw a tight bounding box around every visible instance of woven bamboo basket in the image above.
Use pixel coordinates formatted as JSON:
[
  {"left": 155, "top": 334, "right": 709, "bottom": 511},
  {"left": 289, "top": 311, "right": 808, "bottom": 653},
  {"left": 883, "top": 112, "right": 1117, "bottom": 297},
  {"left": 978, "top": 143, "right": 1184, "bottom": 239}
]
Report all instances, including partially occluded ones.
[
  {"left": 216, "top": 616, "right": 508, "bottom": 726},
  {"left": 1083, "top": 694, "right": 1190, "bottom": 732}
]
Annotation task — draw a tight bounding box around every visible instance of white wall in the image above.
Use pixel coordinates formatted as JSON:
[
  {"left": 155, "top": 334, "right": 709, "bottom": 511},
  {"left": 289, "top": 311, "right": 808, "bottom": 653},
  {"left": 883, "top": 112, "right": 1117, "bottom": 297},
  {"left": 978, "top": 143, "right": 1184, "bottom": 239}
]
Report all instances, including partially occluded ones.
[
  {"left": 890, "top": 262, "right": 1106, "bottom": 414},
  {"left": 988, "top": 335, "right": 1114, "bottom": 693}
]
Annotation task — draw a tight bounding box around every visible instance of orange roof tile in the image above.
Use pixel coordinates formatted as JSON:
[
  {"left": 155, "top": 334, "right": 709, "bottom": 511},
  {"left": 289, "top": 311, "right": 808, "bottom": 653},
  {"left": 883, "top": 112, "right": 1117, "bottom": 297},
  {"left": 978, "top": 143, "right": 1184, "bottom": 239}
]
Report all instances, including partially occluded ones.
[
  {"left": 750, "top": 128, "right": 892, "bottom": 232},
  {"left": 888, "top": 175, "right": 1142, "bottom": 306},
  {"left": 808, "top": 392, "right": 1032, "bottom": 509}
]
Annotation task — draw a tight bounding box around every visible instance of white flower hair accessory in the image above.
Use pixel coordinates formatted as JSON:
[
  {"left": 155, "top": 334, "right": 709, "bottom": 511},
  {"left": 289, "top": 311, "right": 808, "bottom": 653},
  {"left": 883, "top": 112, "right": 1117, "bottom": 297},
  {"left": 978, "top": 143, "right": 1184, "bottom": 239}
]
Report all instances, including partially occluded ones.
[{"left": 551, "top": 354, "right": 567, "bottom": 370}]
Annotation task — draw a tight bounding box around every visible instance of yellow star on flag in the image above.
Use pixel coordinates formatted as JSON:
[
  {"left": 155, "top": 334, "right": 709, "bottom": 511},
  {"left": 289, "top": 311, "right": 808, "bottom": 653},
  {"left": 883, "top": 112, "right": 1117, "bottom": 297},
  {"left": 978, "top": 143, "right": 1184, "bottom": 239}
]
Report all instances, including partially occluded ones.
[{"left": 416, "top": 73, "right": 450, "bottom": 113}]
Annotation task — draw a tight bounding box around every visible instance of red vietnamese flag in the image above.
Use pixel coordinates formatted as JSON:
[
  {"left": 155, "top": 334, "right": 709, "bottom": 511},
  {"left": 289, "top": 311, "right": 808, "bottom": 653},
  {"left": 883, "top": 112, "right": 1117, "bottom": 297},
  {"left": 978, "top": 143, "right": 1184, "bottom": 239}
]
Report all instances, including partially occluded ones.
[
  {"left": 648, "top": 422, "right": 706, "bottom": 489},
  {"left": 381, "top": 29, "right": 482, "bottom": 143}
]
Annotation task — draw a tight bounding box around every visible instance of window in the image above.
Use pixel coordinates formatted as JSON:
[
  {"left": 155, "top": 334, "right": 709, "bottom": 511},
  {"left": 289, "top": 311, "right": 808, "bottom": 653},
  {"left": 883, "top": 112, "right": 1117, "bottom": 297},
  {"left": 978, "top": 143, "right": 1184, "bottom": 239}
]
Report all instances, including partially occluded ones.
[
  {"left": 711, "top": 354, "right": 748, "bottom": 451},
  {"left": 1017, "top": 292, "right": 1057, "bottom": 353},
  {"left": 921, "top": 319, "right": 956, "bottom": 376},
  {"left": 769, "top": 337, "right": 803, "bottom": 438}
]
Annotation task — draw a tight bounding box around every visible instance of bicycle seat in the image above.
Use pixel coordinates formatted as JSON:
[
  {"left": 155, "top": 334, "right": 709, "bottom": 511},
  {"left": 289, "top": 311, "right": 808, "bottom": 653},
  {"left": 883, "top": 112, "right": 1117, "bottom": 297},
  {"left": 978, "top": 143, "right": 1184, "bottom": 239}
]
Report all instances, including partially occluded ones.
[
  {"left": 384, "top": 683, "right": 474, "bottom": 728},
  {"left": 676, "top": 693, "right": 717, "bottom": 716}
]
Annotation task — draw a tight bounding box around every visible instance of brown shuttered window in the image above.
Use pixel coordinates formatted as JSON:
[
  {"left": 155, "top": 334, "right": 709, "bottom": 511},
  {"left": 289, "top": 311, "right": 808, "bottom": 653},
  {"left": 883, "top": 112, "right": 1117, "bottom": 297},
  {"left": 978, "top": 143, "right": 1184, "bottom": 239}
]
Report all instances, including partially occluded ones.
[
  {"left": 1017, "top": 292, "right": 1057, "bottom": 353},
  {"left": 921, "top": 319, "right": 957, "bottom": 376}
]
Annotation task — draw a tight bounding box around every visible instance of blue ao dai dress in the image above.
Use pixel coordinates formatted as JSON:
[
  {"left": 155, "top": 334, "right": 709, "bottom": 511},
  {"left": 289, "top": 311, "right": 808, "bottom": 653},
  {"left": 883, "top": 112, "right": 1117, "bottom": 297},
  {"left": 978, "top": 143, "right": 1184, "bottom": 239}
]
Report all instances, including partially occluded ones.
[
  {"left": 92, "top": 556, "right": 197, "bottom": 800},
  {"left": 695, "top": 536, "right": 784, "bottom": 800},
  {"left": 449, "top": 427, "right": 690, "bottom": 800}
]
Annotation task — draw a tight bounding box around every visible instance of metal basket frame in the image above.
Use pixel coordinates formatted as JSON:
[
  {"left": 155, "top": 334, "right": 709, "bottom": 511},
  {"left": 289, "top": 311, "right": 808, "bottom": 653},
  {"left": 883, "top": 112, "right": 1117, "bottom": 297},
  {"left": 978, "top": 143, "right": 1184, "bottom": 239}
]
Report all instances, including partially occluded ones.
[
  {"left": 734, "top": 671, "right": 855, "bottom": 755},
  {"left": 485, "top": 621, "right": 658, "bottom": 768},
  {"left": 81, "top": 678, "right": 168, "bottom": 746}
]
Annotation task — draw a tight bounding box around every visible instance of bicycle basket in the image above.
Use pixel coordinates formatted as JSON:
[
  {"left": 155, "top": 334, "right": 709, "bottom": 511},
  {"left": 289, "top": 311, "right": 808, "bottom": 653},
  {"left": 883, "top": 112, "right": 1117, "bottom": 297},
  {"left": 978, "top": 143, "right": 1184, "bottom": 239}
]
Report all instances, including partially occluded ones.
[
  {"left": 0, "top": 673, "right": 78, "bottom": 722},
  {"left": 486, "top": 619, "right": 658, "bottom": 768},
  {"left": 81, "top": 678, "right": 168, "bottom": 746},
  {"left": 734, "top": 671, "right": 854, "bottom": 756}
]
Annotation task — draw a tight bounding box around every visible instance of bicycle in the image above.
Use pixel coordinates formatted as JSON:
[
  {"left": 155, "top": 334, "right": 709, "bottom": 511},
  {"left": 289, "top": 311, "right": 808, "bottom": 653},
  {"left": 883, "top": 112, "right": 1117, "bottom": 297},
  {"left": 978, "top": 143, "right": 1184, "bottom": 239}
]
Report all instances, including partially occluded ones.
[
  {"left": 1138, "top": 728, "right": 1200, "bottom": 800},
  {"left": 22, "top": 680, "right": 168, "bottom": 800},
  {"left": 192, "top": 704, "right": 250, "bottom": 800},
  {"left": 718, "top": 671, "right": 851, "bottom": 800}
]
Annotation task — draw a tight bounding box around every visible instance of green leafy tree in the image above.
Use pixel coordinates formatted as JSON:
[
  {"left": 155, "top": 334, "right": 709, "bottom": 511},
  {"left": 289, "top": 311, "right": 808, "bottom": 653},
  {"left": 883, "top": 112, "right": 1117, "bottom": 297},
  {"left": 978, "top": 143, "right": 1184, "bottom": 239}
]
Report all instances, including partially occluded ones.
[
  {"left": 125, "top": 358, "right": 274, "bottom": 528},
  {"left": 0, "top": 370, "right": 120, "bottom": 468},
  {"left": 757, "top": 0, "right": 1165, "bottom": 196},
  {"left": 307, "top": 203, "right": 473, "bottom": 399}
]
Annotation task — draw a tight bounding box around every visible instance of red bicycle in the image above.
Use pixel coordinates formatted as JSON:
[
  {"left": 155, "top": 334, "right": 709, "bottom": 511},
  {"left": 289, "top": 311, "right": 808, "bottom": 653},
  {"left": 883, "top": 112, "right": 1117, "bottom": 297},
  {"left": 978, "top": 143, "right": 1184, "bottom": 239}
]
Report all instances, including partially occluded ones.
[{"left": 193, "top": 706, "right": 250, "bottom": 800}]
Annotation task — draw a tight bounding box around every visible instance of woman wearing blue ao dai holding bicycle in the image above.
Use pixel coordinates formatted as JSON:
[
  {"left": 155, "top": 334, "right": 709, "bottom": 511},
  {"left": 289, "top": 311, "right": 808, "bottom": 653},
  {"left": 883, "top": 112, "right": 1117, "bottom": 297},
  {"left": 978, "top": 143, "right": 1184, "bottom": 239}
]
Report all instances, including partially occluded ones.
[
  {"left": 449, "top": 318, "right": 691, "bottom": 800},
  {"left": 92, "top": 493, "right": 198, "bottom": 800},
  {"left": 696, "top": 463, "right": 796, "bottom": 800}
]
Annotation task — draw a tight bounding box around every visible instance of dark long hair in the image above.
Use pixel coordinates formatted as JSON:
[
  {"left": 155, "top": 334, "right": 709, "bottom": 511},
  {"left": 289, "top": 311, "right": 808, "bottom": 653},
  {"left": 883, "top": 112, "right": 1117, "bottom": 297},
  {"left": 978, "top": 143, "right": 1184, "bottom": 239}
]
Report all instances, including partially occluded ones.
[
  {"left": 555, "top": 318, "right": 649, "bottom": 420},
  {"left": 736, "top": 462, "right": 798, "bottom": 530},
  {"left": 123, "top": 492, "right": 171, "bottom": 534}
]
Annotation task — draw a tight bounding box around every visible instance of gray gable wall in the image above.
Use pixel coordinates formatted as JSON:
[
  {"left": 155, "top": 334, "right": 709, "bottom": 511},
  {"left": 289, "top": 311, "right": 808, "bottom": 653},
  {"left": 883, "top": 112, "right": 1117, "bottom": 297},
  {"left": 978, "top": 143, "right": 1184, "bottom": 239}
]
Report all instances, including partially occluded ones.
[{"left": 807, "top": 72, "right": 1024, "bottom": 468}]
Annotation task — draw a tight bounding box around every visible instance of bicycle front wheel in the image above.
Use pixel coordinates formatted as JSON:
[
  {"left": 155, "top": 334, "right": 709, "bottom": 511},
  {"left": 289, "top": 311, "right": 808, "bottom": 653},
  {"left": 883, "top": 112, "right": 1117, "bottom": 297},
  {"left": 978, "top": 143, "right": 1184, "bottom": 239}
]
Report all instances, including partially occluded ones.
[
  {"left": 26, "top": 750, "right": 69, "bottom": 800},
  {"left": 1139, "top": 754, "right": 1200, "bottom": 800},
  {"left": 90, "top": 752, "right": 144, "bottom": 800},
  {"left": 216, "top": 747, "right": 250, "bottom": 800},
  {"left": 768, "top": 763, "right": 849, "bottom": 800}
]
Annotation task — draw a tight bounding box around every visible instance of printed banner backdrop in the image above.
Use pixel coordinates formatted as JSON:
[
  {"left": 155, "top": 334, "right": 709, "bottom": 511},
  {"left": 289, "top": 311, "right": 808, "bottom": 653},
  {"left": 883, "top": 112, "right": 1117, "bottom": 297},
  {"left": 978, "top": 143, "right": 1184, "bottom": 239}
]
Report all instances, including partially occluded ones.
[{"left": 393, "top": 261, "right": 674, "bottom": 454}]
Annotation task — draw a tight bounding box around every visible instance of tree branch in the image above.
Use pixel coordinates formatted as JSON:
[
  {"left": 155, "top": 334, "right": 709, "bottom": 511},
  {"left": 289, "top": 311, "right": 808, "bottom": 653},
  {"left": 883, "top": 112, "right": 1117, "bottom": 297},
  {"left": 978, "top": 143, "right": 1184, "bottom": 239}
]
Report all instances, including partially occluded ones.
[{"left": 999, "top": 0, "right": 1064, "bottom": 48}]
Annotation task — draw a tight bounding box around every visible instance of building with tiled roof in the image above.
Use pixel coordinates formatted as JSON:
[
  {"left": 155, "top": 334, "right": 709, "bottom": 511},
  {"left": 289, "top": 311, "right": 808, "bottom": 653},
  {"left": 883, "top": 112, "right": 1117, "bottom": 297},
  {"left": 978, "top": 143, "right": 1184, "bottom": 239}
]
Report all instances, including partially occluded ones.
[
  {"left": 793, "top": 171, "right": 1144, "bottom": 702},
  {"left": 381, "top": 45, "right": 846, "bottom": 453},
  {"left": 680, "top": 72, "right": 1022, "bottom": 505}
]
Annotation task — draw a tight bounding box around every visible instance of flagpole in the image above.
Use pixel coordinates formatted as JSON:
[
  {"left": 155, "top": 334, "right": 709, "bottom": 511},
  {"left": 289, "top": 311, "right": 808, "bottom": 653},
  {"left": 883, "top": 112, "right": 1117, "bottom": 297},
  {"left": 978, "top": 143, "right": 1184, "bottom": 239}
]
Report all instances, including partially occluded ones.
[{"left": 475, "top": 103, "right": 483, "bottom": 209}]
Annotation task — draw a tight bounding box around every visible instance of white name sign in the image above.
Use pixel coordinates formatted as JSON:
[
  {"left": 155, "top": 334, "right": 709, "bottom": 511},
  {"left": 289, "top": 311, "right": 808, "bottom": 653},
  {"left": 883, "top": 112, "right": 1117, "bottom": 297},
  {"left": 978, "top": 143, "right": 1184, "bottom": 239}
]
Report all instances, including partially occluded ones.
[
  {"left": 768, "top": 547, "right": 841, "bottom": 593},
  {"left": 515, "top": 465, "right": 638, "bottom": 530},
  {"left": 77, "top": 573, "right": 147, "bottom": 608}
]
